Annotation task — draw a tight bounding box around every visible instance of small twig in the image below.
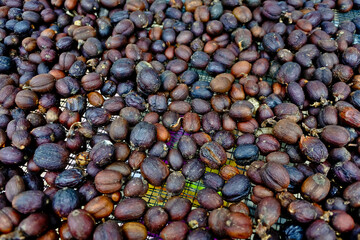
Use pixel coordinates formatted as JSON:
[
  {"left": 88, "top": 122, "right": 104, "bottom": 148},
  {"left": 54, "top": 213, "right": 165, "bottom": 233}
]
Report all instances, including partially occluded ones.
[
  {"left": 260, "top": 117, "right": 277, "bottom": 128},
  {"left": 320, "top": 211, "right": 333, "bottom": 222},
  {"left": 170, "top": 117, "right": 183, "bottom": 130},
  {"left": 255, "top": 221, "right": 271, "bottom": 240},
  {"left": 66, "top": 122, "right": 83, "bottom": 138}
]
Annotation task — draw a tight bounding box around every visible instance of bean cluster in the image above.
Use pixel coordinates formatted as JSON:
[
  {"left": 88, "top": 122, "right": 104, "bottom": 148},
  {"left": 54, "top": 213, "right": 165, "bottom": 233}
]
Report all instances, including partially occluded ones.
[{"left": 1, "top": 0, "right": 360, "bottom": 239}]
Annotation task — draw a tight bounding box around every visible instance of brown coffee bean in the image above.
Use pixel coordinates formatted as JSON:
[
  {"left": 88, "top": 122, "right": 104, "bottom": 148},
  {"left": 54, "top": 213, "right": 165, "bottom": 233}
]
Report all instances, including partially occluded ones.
[
  {"left": 94, "top": 170, "right": 123, "bottom": 194},
  {"left": 93, "top": 220, "right": 122, "bottom": 240},
  {"left": 5, "top": 175, "right": 25, "bottom": 202},
  {"left": 182, "top": 112, "right": 200, "bottom": 134},
  {"left": 260, "top": 162, "right": 290, "bottom": 192},
  {"left": 219, "top": 165, "right": 240, "bottom": 181},
  {"left": 224, "top": 212, "right": 253, "bottom": 239},
  {"left": 164, "top": 196, "right": 191, "bottom": 220},
  {"left": 140, "top": 156, "right": 169, "bottom": 186},
  {"left": 114, "top": 198, "right": 146, "bottom": 221},
  {"left": 122, "top": 222, "right": 147, "bottom": 240},
  {"left": 67, "top": 209, "right": 95, "bottom": 240},
  {"left": 160, "top": 221, "right": 188, "bottom": 240},
  {"left": 12, "top": 190, "right": 46, "bottom": 214},
  {"left": 19, "top": 213, "right": 49, "bottom": 237},
  {"left": 200, "top": 141, "right": 227, "bottom": 169},
  {"left": 84, "top": 196, "right": 114, "bottom": 219},
  {"left": 124, "top": 177, "right": 148, "bottom": 197},
  {"left": 144, "top": 206, "right": 169, "bottom": 233},
  {"left": 273, "top": 119, "right": 303, "bottom": 144},
  {"left": 197, "top": 188, "right": 223, "bottom": 210}
]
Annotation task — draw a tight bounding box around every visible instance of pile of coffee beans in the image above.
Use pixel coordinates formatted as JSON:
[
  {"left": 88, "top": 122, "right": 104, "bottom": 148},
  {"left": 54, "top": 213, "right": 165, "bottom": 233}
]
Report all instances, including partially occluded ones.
[{"left": 1, "top": 0, "right": 360, "bottom": 239}]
